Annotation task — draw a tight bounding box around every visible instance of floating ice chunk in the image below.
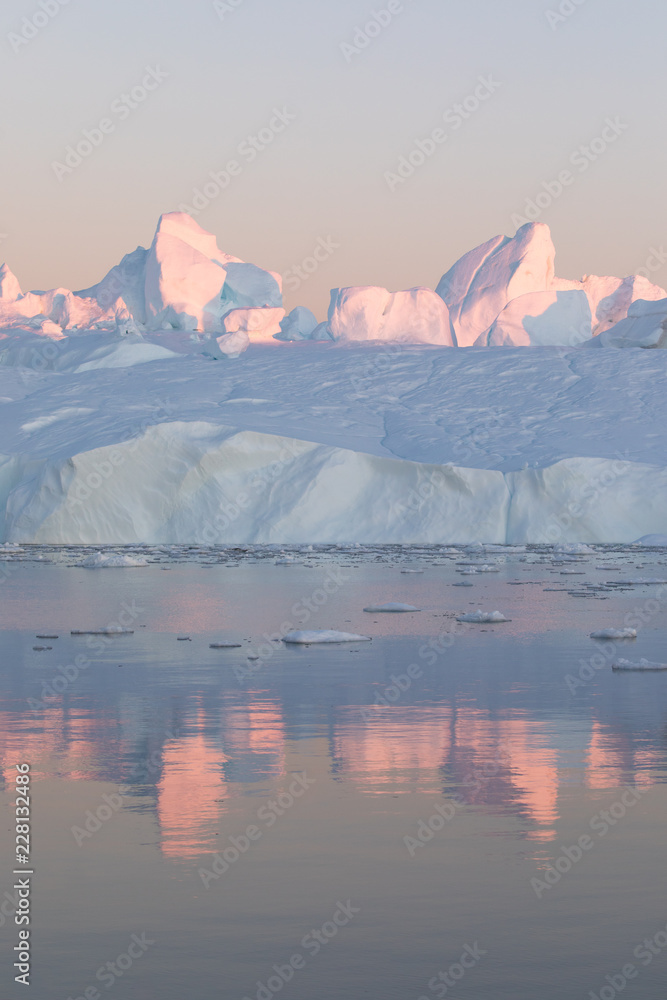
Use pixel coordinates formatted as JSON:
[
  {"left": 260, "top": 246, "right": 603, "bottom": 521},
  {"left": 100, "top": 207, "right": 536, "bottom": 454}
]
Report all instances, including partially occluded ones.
[
  {"left": 613, "top": 578, "right": 667, "bottom": 585},
  {"left": 210, "top": 642, "right": 243, "bottom": 648},
  {"left": 282, "top": 630, "right": 371, "bottom": 644},
  {"left": 36, "top": 634, "right": 58, "bottom": 639},
  {"left": 400, "top": 569, "right": 424, "bottom": 574},
  {"left": 71, "top": 627, "right": 134, "bottom": 635},
  {"left": 32, "top": 646, "right": 52, "bottom": 651},
  {"left": 590, "top": 628, "right": 637, "bottom": 639},
  {"left": 80, "top": 551, "right": 148, "bottom": 568},
  {"left": 456, "top": 610, "right": 509, "bottom": 623},
  {"left": 453, "top": 581, "right": 474, "bottom": 587},
  {"left": 461, "top": 564, "right": 499, "bottom": 574},
  {"left": 275, "top": 557, "right": 301, "bottom": 565},
  {"left": 613, "top": 658, "right": 667, "bottom": 671},
  {"left": 363, "top": 603, "right": 420, "bottom": 612},
  {"left": 554, "top": 543, "right": 594, "bottom": 554}
]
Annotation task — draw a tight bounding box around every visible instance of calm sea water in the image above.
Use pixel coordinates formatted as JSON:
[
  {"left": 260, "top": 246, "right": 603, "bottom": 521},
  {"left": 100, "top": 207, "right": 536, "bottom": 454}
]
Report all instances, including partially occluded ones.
[{"left": 1, "top": 546, "right": 667, "bottom": 999}]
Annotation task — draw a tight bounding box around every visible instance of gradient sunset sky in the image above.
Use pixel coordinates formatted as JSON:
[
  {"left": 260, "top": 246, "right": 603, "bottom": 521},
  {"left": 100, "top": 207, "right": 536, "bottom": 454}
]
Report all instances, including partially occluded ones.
[{"left": 2, "top": 0, "right": 666, "bottom": 316}]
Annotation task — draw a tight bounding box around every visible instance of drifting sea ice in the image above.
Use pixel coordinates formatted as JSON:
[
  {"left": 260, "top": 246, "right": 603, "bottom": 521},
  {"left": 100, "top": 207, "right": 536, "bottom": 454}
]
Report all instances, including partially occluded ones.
[
  {"left": 590, "top": 628, "right": 637, "bottom": 639},
  {"left": 71, "top": 627, "right": 134, "bottom": 635},
  {"left": 282, "top": 630, "right": 371, "bottom": 644},
  {"left": 456, "top": 610, "right": 509, "bottom": 623},
  {"left": 362, "top": 604, "right": 420, "bottom": 613},
  {"left": 612, "top": 659, "right": 667, "bottom": 671},
  {"left": 80, "top": 552, "right": 149, "bottom": 568}
]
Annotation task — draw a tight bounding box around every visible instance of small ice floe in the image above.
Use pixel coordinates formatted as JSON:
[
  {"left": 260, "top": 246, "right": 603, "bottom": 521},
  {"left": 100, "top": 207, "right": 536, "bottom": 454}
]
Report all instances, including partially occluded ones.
[
  {"left": 453, "top": 581, "right": 474, "bottom": 587},
  {"left": 36, "top": 634, "right": 58, "bottom": 639},
  {"left": 560, "top": 570, "right": 585, "bottom": 575},
  {"left": 400, "top": 569, "right": 424, "bottom": 574},
  {"left": 554, "top": 543, "right": 594, "bottom": 554},
  {"left": 71, "top": 627, "right": 134, "bottom": 635},
  {"left": 80, "top": 551, "right": 149, "bottom": 568},
  {"left": 613, "top": 659, "right": 667, "bottom": 671},
  {"left": 275, "top": 558, "right": 301, "bottom": 565},
  {"left": 32, "top": 646, "right": 52, "bottom": 651},
  {"left": 363, "top": 603, "right": 420, "bottom": 613},
  {"left": 210, "top": 642, "right": 243, "bottom": 648},
  {"left": 177, "top": 637, "right": 192, "bottom": 641},
  {"left": 456, "top": 610, "right": 509, "bottom": 623},
  {"left": 613, "top": 578, "right": 667, "bottom": 586},
  {"left": 283, "top": 630, "right": 371, "bottom": 644},
  {"left": 590, "top": 628, "right": 637, "bottom": 640}
]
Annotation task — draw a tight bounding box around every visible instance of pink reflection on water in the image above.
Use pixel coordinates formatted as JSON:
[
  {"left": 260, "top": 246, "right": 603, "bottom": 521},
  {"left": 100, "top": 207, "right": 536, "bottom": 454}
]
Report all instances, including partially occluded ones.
[{"left": 157, "top": 714, "right": 228, "bottom": 859}]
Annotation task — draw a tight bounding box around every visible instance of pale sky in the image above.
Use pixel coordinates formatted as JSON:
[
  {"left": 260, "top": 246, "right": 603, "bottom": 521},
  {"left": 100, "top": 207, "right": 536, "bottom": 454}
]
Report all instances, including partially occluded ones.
[{"left": 1, "top": 0, "right": 666, "bottom": 317}]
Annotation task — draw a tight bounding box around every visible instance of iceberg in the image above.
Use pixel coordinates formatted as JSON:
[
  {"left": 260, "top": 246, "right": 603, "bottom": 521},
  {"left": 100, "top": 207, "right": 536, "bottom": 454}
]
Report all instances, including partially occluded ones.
[
  {"left": 0, "top": 212, "right": 282, "bottom": 336},
  {"left": 436, "top": 223, "right": 555, "bottom": 347}
]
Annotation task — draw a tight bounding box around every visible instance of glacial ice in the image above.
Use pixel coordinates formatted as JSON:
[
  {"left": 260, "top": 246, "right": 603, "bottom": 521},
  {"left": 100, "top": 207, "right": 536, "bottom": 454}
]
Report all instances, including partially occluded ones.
[
  {"left": 327, "top": 286, "right": 453, "bottom": 346},
  {"left": 277, "top": 307, "right": 319, "bottom": 341},
  {"left": 1, "top": 215, "right": 667, "bottom": 544}
]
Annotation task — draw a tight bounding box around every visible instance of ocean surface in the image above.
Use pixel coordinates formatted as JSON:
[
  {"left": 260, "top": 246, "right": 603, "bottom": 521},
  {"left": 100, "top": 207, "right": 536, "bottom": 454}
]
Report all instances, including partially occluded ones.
[{"left": 1, "top": 544, "right": 667, "bottom": 999}]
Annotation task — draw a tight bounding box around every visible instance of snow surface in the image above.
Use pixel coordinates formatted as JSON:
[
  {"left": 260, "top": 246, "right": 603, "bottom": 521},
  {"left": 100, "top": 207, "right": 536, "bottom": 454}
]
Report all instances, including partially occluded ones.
[{"left": 282, "top": 630, "right": 371, "bottom": 644}]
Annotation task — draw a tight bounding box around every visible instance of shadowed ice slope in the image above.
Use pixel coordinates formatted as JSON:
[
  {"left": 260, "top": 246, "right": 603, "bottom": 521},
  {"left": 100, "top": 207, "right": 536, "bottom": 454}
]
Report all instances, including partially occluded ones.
[{"left": 0, "top": 344, "right": 666, "bottom": 543}]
